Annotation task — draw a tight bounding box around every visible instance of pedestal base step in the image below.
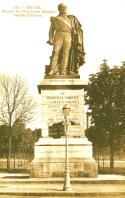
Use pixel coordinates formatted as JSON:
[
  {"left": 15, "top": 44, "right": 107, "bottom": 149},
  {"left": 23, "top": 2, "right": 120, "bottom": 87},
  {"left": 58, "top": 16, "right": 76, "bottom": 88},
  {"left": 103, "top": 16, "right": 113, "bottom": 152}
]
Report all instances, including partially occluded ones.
[{"left": 30, "top": 158, "right": 98, "bottom": 178}]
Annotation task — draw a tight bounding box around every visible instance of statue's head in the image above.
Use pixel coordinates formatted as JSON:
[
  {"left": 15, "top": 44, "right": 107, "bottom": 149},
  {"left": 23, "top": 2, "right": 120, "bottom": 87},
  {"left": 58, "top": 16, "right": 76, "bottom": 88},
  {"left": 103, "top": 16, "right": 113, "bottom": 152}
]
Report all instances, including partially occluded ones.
[{"left": 58, "top": 3, "right": 67, "bottom": 15}]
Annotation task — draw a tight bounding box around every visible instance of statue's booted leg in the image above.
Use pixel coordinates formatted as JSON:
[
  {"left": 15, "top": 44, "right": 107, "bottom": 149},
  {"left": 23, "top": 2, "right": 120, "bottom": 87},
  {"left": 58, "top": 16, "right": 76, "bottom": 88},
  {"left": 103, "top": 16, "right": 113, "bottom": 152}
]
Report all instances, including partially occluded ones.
[
  {"left": 48, "top": 50, "right": 59, "bottom": 75},
  {"left": 61, "top": 52, "right": 69, "bottom": 75},
  {"left": 48, "top": 33, "right": 63, "bottom": 75},
  {"left": 61, "top": 33, "right": 71, "bottom": 75}
]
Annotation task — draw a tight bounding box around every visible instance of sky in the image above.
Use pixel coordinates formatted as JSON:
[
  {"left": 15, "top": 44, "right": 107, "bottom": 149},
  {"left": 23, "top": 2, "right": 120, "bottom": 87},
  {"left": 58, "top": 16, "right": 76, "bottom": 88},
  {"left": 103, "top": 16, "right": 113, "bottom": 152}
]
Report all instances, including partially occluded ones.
[{"left": 0, "top": 0, "right": 125, "bottom": 130}]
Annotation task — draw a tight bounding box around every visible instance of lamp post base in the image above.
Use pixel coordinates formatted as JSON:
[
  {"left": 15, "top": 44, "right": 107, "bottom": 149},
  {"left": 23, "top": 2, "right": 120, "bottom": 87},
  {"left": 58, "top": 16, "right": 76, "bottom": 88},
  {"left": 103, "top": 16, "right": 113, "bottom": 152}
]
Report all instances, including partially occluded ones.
[
  {"left": 63, "top": 186, "right": 72, "bottom": 191},
  {"left": 63, "top": 168, "right": 72, "bottom": 191}
]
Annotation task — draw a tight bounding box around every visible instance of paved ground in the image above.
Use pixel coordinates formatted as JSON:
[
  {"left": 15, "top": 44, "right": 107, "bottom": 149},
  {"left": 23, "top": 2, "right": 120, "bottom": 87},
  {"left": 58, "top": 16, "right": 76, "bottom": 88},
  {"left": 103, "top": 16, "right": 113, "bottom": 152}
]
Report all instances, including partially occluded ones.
[
  {"left": 0, "top": 195, "right": 125, "bottom": 198},
  {"left": 0, "top": 173, "right": 125, "bottom": 196}
]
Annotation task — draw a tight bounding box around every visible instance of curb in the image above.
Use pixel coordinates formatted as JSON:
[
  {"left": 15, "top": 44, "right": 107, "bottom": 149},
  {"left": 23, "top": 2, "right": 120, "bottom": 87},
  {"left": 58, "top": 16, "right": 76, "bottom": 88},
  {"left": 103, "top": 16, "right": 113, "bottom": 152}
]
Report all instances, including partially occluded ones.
[
  {"left": 1, "top": 179, "right": 125, "bottom": 184},
  {"left": 0, "top": 191, "right": 125, "bottom": 196}
]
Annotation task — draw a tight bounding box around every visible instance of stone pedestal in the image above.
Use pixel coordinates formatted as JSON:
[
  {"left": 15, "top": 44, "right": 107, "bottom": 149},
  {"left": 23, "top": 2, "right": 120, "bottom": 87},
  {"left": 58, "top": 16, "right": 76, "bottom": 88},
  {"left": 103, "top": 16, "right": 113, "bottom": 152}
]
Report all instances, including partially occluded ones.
[
  {"left": 30, "top": 137, "right": 97, "bottom": 177},
  {"left": 30, "top": 77, "right": 98, "bottom": 177}
]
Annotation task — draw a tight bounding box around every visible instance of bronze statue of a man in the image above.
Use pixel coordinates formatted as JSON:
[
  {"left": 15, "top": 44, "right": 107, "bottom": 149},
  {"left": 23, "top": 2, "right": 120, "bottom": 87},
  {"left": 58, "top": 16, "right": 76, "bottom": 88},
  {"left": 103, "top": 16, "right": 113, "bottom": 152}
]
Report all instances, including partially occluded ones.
[{"left": 47, "top": 3, "right": 85, "bottom": 76}]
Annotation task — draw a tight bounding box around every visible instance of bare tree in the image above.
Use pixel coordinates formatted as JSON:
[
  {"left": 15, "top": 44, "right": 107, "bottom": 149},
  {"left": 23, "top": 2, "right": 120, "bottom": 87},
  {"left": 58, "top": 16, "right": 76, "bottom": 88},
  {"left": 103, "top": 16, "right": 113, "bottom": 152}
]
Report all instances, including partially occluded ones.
[{"left": 0, "top": 73, "right": 38, "bottom": 171}]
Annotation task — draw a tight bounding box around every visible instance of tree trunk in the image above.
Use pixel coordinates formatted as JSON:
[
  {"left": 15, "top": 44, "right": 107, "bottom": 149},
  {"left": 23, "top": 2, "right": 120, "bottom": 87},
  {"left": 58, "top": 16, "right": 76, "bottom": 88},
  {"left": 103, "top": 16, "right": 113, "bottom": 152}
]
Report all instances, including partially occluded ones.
[
  {"left": 103, "top": 149, "right": 105, "bottom": 169},
  {"left": 4, "top": 152, "right": 5, "bottom": 158},
  {"left": 18, "top": 147, "right": 20, "bottom": 168},
  {"left": 30, "top": 140, "right": 31, "bottom": 160},
  {"left": 7, "top": 135, "right": 11, "bottom": 171},
  {"left": 21, "top": 152, "right": 22, "bottom": 166},
  {"left": 98, "top": 151, "right": 100, "bottom": 169},
  {"left": 23, "top": 150, "right": 25, "bottom": 165},
  {"left": 110, "top": 137, "right": 114, "bottom": 172},
  {"left": 14, "top": 152, "right": 16, "bottom": 169}
]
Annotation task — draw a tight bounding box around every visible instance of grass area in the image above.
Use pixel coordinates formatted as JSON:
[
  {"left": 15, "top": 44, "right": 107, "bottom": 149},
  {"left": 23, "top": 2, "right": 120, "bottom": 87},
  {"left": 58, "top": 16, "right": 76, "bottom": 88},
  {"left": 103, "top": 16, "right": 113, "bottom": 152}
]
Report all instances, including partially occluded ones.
[
  {"left": 99, "top": 167, "right": 125, "bottom": 175},
  {"left": 1, "top": 167, "right": 125, "bottom": 175},
  {"left": 0, "top": 168, "right": 30, "bottom": 173},
  {"left": 0, "top": 158, "right": 125, "bottom": 175}
]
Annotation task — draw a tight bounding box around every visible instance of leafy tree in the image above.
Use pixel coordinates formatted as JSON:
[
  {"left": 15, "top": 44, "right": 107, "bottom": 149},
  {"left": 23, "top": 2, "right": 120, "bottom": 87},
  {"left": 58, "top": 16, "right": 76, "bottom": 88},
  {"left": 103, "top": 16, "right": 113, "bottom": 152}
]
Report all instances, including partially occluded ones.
[
  {"left": 0, "top": 73, "right": 38, "bottom": 171},
  {"left": 0, "top": 125, "right": 9, "bottom": 158},
  {"left": 17, "top": 128, "right": 41, "bottom": 162},
  {"left": 11, "top": 121, "right": 25, "bottom": 168},
  {"left": 20, "top": 128, "right": 34, "bottom": 159},
  {"left": 86, "top": 125, "right": 109, "bottom": 149},
  {"left": 85, "top": 60, "right": 125, "bottom": 171},
  {"left": 32, "top": 128, "right": 41, "bottom": 142}
]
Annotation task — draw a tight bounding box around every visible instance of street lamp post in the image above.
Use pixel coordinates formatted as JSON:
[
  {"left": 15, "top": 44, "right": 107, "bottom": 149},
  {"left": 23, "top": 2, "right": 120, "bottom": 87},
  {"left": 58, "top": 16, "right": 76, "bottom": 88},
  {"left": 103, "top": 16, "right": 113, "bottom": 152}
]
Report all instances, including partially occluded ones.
[{"left": 62, "top": 104, "right": 72, "bottom": 191}]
